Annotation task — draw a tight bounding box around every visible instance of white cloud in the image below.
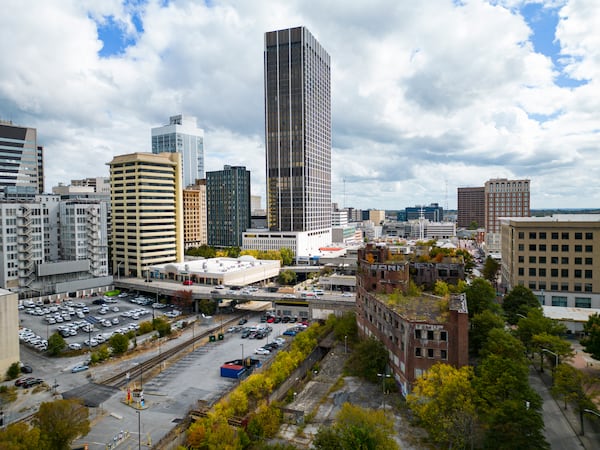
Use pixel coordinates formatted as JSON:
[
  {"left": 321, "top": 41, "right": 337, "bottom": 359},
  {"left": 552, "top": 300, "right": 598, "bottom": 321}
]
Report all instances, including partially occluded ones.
[{"left": 0, "top": 0, "right": 598, "bottom": 210}]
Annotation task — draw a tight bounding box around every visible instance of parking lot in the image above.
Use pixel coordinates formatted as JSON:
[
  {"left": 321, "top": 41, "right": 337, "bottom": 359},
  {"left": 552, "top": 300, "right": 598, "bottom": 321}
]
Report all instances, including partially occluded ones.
[{"left": 18, "top": 292, "right": 182, "bottom": 353}]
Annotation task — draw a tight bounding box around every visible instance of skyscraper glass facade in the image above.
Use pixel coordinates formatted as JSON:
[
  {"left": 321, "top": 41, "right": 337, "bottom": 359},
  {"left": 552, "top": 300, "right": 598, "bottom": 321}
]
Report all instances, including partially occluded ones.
[
  {"left": 0, "top": 121, "right": 44, "bottom": 195},
  {"left": 264, "top": 27, "right": 331, "bottom": 233}
]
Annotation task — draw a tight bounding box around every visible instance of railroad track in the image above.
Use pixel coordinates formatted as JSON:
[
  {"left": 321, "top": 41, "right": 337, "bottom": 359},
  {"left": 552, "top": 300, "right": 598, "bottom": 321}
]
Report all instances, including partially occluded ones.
[{"left": 100, "top": 315, "right": 243, "bottom": 388}]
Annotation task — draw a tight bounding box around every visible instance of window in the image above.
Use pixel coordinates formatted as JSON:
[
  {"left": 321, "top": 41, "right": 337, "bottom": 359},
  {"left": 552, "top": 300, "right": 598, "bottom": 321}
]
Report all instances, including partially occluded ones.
[
  {"left": 585, "top": 270, "right": 593, "bottom": 279},
  {"left": 440, "top": 350, "right": 447, "bottom": 360},
  {"left": 551, "top": 245, "right": 559, "bottom": 252},
  {"left": 585, "top": 245, "right": 593, "bottom": 252},
  {"left": 551, "top": 296, "right": 568, "bottom": 307},
  {"left": 585, "top": 284, "right": 593, "bottom": 292},
  {"left": 539, "top": 232, "right": 547, "bottom": 239},
  {"left": 529, "top": 282, "right": 537, "bottom": 290},
  {"left": 518, "top": 231, "right": 525, "bottom": 239},
  {"left": 561, "top": 283, "right": 569, "bottom": 291},
  {"left": 575, "top": 269, "right": 582, "bottom": 278},
  {"left": 562, "top": 245, "right": 569, "bottom": 252},
  {"left": 561, "top": 269, "right": 569, "bottom": 277},
  {"left": 539, "top": 244, "right": 547, "bottom": 251},
  {"left": 440, "top": 331, "right": 447, "bottom": 341},
  {"left": 585, "top": 258, "right": 593, "bottom": 265},
  {"left": 575, "top": 257, "right": 582, "bottom": 265},
  {"left": 518, "top": 268, "right": 524, "bottom": 276},
  {"left": 529, "top": 244, "right": 536, "bottom": 251},
  {"left": 539, "top": 268, "right": 546, "bottom": 276},
  {"left": 539, "top": 282, "right": 546, "bottom": 290},
  {"left": 561, "top": 257, "right": 569, "bottom": 264},
  {"left": 427, "top": 330, "right": 434, "bottom": 340},
  {"left": 529, "top": 256, "right": 536, "bottom": 263},
  {"left": 575, "top": 297, "right": 591, "bottom": 308},
  {"left": 552, "top": 232, "right": 559, "bottom": 239},
  {"left": 575, "top": 245, "right": 583, "bottom": 252},
  {"left": 551, "top": 269, "right": 558, "bottom": 277},
  {"left": 529, "top": 232, "right": 537, "bottom": 239},
  {"left": 415, "top": 330, "right": 422, "bottom": 339},
  {"left": 552, "top": 256, "right": 559, "bottom": 264},
  {"left": 551, "top": 283, "right": 559, "bottom": 291},
  {"left": 415, "top": 348, "right": 422, "bottom": 357},
  {"left": 518, "top": 255, "right": 525, "bottom": 263},
  {"left": 529, "top": 268, "right": 536, "bottom": 276},
  {"left": 575, "top": 232, "right": 583, "bottom": 240},
  {"left": 562, "top": 232, "right": 569, "bottom": 239},
  {"left": 574, "top": 283, "right": 582, "bottom": 292},
  {"left": 539, "top": 256, "right": 546, "bottom": 264},
  {"left": 518, "top": 244, "right": 525, "bottom": 251},
  {"left": 586, "top": 232, "right": 593, "bottom": 240},
  {"left": 427, "top": 348, "right": 434, "bottom": 358}
]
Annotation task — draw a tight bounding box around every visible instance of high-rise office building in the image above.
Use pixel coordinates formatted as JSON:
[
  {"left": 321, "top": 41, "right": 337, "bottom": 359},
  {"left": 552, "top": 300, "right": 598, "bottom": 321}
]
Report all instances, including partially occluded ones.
[
  {"left": 0, "top": 120, "right": 44, "bottom": 196},
  {"left": 457, "top": 187, "right": 485, "bottom": 229},
  {"left": 207, "top": 166, "right": 251, "bottom": 247},
  {"left": 109, "top": 152, "right": 183, "bottom": 278},
  {"left": 485, "top": 178, "right": 530, "bottom": 253},
  {"left": 183, "top": 179, "right": 208, "bottom": 249},
  {"left": 264, "top": 26, "right": 331, "bottom": 234},
  {"left": 151, "top": 115, "right": 204, "bottom": 188},
  {"left": 405, "top": 203, "right": 444, "bottom": 222}
]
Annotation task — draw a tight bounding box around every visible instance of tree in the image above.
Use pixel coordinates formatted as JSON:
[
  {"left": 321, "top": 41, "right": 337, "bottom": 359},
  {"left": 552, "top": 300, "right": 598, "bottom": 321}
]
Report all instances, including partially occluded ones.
[
  {"left": 531, "top": 332, "right": 573, "bottom": 372},
  {"left": 515, "top": 308, "right": 567, "bottom": 356},
  {"left": 503, "top": 285, "right": 541, "bottom": 325},
  {"left": 246, "top": 402, "right": 281, "bottom": 440},
  {"left": 153, "top": 317, "right": 172, "bottom": 337},
  {"left": 313, "top": 403, "right": 398, "bottom": 450},
  {"left": 327, "top": 312, "right": 358, "bottom": 344},
  {"left": 280, "top": 247, "right": 294, "bottom": 266},
  {"left": 173, "top": 289, "right": 194, "bottom": 312},
  {"left": 465, "top": 278, "right": 498, "bottom": 318},
  {"left": 347, "top": 337, "right": 388, "bottom": 383},
  {"left": 470, "top": 310, "right": 506, "bottom": 355},
  {"left": 581, "top": 313, "right": 600, "bottom": 359},
  {"left": 408, "top": 364, "right": 479, "bottom": 449},
  {"left": 482, "top": 256, "right": 500, "bottom": 283},
  {"left": 0, "top": 422, "right": 41, "bottom": 450},
  {"left": 277, "top": 269, "right": 297, "bottom": 286},
  {"left": 109, "top": 333, "right": 129, "bottom": 355},
  {"left": 47, "top": 332, "right": 66, "bottom": 356},
  {"left": 468, "top": 220, "right": 479, "bottom": 230},
  {"left": 6, "top": 362, "right": 21, "bottom": 380},
  {"left": 480, "top": 328, "right": 527, "bottom": 361},
  {"left": 34, "top": 399, "right": 90, "bottom": 450},
  {"left": 433, "top": 280, "right": 450, "bottom": 297}
]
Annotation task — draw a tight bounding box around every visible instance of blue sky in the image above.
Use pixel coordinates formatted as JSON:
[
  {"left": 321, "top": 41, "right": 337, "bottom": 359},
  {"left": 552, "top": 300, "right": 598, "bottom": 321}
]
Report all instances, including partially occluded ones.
[{"left": 1, "top": 0, "right": 598, "bottom": 209}]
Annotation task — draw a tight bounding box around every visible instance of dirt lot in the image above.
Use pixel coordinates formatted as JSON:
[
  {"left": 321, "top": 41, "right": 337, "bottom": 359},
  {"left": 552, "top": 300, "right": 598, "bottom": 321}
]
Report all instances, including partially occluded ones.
[{"left": 274, "top": 343, "right": 429, "bottom": 449}]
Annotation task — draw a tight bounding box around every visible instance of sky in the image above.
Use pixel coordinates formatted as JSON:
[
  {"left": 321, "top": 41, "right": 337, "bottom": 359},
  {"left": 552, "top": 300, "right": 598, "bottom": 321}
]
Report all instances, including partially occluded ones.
[{"left": 1, "top": 0, "right": 599, "bottom": 211}]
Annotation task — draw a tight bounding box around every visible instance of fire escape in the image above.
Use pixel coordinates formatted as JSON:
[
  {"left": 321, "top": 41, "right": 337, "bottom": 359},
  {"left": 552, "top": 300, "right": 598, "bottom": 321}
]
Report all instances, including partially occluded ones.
[{"left": 17, "top": 206, "right": 35, "bottom": 289}]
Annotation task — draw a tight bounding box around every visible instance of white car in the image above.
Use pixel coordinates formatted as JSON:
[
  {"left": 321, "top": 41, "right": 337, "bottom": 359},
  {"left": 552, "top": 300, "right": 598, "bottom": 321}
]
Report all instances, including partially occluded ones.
[
  {"left": 112, "top": 306, "right": 119, "bottom": 312},
  {"left": 341, "top": 292, "right": 353, "bottom": 297},
  {"left": 68, "top": 343, "right": 82, "bottom": 350},
  {"left": 254, "top": 347, "right": 270, "bottom": 355}
]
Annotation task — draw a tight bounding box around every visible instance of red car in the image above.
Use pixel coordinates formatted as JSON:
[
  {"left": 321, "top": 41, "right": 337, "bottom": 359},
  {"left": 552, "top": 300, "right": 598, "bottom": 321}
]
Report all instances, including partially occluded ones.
[
  {"left": 267, "top": 316, "right": 275, "bottom": 323},
  {"left": 183, "top": 280, "right": 193, "bottom": 286}
]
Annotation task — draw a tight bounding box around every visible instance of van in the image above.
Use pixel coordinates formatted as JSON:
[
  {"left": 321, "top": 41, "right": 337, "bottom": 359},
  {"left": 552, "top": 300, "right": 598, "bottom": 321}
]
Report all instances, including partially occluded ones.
[
  {"left": 312, "top": 289, "right": 324, "bottom": 295},
  {"left": 301, "top": 292, "right": 317, "bottom": 298}
]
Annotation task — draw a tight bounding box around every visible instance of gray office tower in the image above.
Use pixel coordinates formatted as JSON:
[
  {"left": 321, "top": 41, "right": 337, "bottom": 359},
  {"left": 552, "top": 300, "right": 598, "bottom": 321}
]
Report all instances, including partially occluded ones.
[
  {"left": 0, "top": 120, "right": 44, "bottom": 196},
  {"left": 151, "top": 115, "right": 204, "bottom": 188},
  {"left": 264, "top": 27, "right": 331, "bottom": 233}
]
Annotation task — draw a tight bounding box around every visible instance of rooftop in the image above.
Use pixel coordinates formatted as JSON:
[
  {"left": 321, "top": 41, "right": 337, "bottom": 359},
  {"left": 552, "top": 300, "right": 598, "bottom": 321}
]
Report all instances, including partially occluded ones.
[
  {"left": 151, "top": 256, "right": 279, "bottom": 276},
  {"left": 377, "top": 292, "right": 467, "bottom": 323}
]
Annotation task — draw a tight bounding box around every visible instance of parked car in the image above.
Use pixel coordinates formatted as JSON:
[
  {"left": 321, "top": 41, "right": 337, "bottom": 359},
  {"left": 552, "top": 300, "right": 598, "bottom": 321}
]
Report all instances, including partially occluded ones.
[
  {"left": 20, "top": 364, "right": 33, "bottom": 373},
  {"left": 68, "top": 343, "right": 82, "bottom": 350},
  {"left": 183, "top": 280, "right": 193, "bottom": 285},
  {"left": 22, "top": 378, "right": 43, "bottom": 388},
  {"left": 92, "top": 299, "right": 105, "bottom": 305},
  {"left": 238, "top": 318, "right": 248, "bottom": 325},
  {"left": 14, "top": 377, "right": 34, "bottom": 387},
  {"left": 254, "top": 347, "right": 270, "bottom": 355},
  {"left": 71, "top": 365, "right": 89, "bottom": 373}
]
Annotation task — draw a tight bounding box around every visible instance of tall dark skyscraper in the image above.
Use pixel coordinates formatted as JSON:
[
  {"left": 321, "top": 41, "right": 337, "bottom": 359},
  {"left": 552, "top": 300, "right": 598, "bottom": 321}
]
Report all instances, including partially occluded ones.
[{"left": 264, "top": 26, "right": 331, "bottom": 233}]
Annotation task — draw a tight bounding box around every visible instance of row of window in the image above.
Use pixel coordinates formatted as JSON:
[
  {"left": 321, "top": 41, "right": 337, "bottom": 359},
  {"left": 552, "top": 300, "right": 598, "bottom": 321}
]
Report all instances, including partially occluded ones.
[
  {"left": 415, "top": 329, "right": 447, "bottom": 341},
  {"left": 518, "top": 243, "right": 593, "bottom": 252},
  {"left": 519, "top": 231, "right": 594, "bottom": 240},
  {"left": 518, "top": 267, "right": 593, "bottom": 278},
  {"left": 523, "top": 281, "right": 593, "bottom": 292},
  {"left": 415, "top": 348, "right": 447, "bottom": 359},
  {"left": 519, "top": 256, "right": 593, "bottom": 265}
]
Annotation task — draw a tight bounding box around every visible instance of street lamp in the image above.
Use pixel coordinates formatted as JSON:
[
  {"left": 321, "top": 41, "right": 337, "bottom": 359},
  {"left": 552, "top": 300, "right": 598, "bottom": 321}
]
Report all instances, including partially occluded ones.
[
  {"left": 377, "top": 372, "right": 392, "bottom": 410},
  {"left": 344, "top": 335, "right": 348, "bottom": 354},
  {"left": 541, "top": 348, "right": 559, "bottom": 377},
  {"left": 240, "top": 343, "right": 244, "bottom": 363},
  {"left": 136, "top": 410, "right": 141, "bottom": 450},
  {"left": 116, "top": 261, "right": 123, "bottom": 280}
]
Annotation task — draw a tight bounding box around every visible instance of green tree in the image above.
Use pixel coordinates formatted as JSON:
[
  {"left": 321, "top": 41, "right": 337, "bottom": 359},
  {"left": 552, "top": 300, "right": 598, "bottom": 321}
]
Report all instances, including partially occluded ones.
[
  {"left": 408, "top": 364, "right": 479, "bottom": 449},
  {"left": 480, "top": 328, "right": 527, "bottom": 361},
  {"left": 34, "top": 399, "right": 90, "bottom": 450},
  {"left": 482, "top": 256, "right": 500, "bottom": 283},
  {"left": 347, "top": 337, "right": 388, "bottom": 383},
  {"left": 280, "top": 247, "right": 295, "bottom": 266},
  {"left": 313, "top": 403, "right": 398, "bottom": 450},
  {"left": 6, "top": 362, "right": 21, "bottom": 380},
  {"left": 515, "top": 308, "right": 567, "bottom": 356},
  {"left": 468, "top": 220, "right": 479, "bottom": 230},
  {"left": 465, "top": 278, "right": 498, "bottom": 318},
  {"left": 47, "top": 332, "right": 66, "bottom": 356},
  {"left": 277, "top": 269, "right": 297, "bottom": 286},
  {"left": 153, "top": 317, "right": 172, "bottom": 337},
  {"left": 0, "top": 422, "right": 41, "bottom": 450},
  {"left": 470, "top": 310, "right": 506, "bottom": 355},
  {"left": 246, "top": 402, "right": 281, "bottom": 439},
  {"left": 327, "top": 312, "right": 358, "bottom": 345},
  {"left": 581, "top": 313, "right": 600, "bottom": 359},
  {"left": 109, "top": 333, "right": 129, "bottom": 355},
  {"left": 503, "top": 285, "right": 541, "bottom": 325},
  {"left": 531, "top": 332, "right": 573, "bottom": 372},
  {"left": 433, "top": 280, "right": 450, "bottom": 297}
]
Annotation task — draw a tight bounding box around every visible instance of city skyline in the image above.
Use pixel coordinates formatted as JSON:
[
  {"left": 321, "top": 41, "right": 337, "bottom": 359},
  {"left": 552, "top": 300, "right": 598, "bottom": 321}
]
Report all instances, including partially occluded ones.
[{"left": 0, "top": 1, "right": 598, "bottom": 210}]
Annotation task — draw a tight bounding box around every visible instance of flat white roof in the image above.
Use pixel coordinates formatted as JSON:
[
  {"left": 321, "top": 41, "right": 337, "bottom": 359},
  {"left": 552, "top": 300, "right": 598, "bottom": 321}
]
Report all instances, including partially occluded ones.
[
  {"left": 151, "top": 256, "right": 278, "bottom": 276},
  {"left": 543, "top": 305, "right": 600, "bottom": 323}
]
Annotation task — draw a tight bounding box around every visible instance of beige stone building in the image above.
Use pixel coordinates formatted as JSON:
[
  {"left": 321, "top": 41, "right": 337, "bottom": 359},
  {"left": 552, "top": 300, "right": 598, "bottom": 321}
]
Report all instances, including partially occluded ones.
[
  {"left": 0, "top": 288, "right": 19, "bottom": 377},
  {"left": 501, "top": 215, "right": 600, "bottom": 308},
  {"left": 183, "top": 180, "right": 207, "bottom": 249},
  {"left": 109, "top": 153, "right": 184, "bottom": 278}
]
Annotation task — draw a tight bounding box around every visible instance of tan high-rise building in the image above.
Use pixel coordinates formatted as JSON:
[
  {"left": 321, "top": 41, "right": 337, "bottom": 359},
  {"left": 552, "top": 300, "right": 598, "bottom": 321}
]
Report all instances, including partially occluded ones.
[
  {"left": 0, "top": 288, "right": 19, "bottom": 377},
  {"left": 501, "top": 215, "right": 600, "bottom": 308},
  {"left": 485, "top": 178, "right": 530, "bottom": 254},
  {"left": 183, "top": 180, "right": 207, "bottom": 249},
  {"left": 109, "top": 153, "right": 183, "bottom": 278}
]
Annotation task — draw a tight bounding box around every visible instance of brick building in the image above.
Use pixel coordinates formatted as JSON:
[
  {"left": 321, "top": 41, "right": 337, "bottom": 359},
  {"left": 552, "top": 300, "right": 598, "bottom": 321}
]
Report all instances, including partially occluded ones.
[{"left": 356, "top": 244, "right": 469, "bottom": 396}]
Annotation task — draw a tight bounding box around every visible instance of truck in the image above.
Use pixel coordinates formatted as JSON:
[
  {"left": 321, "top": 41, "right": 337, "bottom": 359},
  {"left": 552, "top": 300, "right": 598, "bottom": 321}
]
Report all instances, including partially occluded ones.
[{"left": 220, "top": 363, "right": 246, "bottom": 379}]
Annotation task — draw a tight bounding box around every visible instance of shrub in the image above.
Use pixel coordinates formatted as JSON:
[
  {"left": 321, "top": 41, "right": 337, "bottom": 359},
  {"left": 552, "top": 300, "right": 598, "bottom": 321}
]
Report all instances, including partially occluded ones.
[{"left": 6, "top": 362, "right": 20, "bottom": 380}]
